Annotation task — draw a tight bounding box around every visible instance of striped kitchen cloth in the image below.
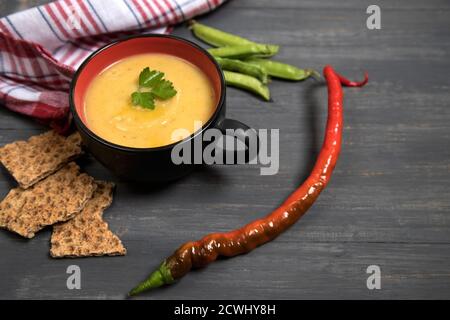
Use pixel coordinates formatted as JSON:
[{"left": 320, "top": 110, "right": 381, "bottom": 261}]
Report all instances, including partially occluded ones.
[{"left": 0, "top": 0, "right": 226, "bottom": 132}]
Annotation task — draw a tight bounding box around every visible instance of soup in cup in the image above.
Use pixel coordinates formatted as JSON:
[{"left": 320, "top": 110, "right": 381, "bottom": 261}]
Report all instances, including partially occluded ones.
[{"left": 70, "top": 35, "right": 256, "bottom": 182}]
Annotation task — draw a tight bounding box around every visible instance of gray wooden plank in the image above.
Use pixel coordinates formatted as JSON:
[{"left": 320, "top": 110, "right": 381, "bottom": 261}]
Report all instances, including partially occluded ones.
[
  {"left": 1, "top": 239, "right": 449, "bottom": 299},
  {"left": 230, "top": 0, "right": 450, "bottom": 10},
  {"left": 0, "top": 0, "right": 450, "bottom": 299}
]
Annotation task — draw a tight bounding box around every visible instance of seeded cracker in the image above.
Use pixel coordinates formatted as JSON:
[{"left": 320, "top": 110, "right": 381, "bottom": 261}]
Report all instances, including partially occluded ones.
[
  {"left": 0, "top": 162, "right": 96, "bottom": 238},
  {"left": 50, "top": 181, "right": 126, "bottom": 258},
  {"left": 0, "top": 131, "right": 83, "bottom": 189}
]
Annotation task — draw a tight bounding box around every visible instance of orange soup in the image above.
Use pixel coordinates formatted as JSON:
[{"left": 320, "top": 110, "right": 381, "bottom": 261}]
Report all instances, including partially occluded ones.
[{"left": 84, "top": 53, "right": 216, "bottom": 148}]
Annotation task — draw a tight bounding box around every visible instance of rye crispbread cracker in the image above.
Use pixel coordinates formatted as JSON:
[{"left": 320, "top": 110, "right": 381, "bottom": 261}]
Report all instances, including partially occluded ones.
[
  {"left": 0, "top": 131, "right": 83, "bottom": 189},
  {"left": 0, "top": 162, "right": 96, "bottom": 238},
  {"left": 50, "top": 181, "right": 126, "bottom": 258}
]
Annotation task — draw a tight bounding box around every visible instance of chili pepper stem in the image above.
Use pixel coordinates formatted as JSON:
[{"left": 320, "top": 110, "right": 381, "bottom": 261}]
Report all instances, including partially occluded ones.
[
  {"left": 337, "top": 71, "right": 369, "bottom": 87},
  {"left": 128, "top": 261, "right": 174, "bottom": 296}
]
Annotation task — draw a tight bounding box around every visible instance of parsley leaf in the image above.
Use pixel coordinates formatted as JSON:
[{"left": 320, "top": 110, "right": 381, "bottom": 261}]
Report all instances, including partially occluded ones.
[
  {"left": 131, "top": 67, "right": 177, "bottom": 109},
  {"left": 131, "top": 91, "right": 155, "bottom": 109},
  {"left": 151, "top": 80, "right": 177, "bottom": 99},
  {"left": 139, "top": 67, "right": 165, "bottom": 87}
]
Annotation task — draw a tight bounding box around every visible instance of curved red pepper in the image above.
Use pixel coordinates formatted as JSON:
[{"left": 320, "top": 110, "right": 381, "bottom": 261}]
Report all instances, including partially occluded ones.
[{"left": 129, "top": 65, "right": 368, "bottom": 296}]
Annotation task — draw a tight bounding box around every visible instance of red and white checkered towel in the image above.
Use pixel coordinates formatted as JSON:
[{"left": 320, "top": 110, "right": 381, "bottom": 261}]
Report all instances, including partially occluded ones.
[{"left": 0, "top": 0, "right": 226, "bottom": 132}]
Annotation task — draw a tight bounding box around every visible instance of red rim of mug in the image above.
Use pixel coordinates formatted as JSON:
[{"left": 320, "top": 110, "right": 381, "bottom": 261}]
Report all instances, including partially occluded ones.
[{"left": 69, "top": 34, "right": 226, "bottom": 152}]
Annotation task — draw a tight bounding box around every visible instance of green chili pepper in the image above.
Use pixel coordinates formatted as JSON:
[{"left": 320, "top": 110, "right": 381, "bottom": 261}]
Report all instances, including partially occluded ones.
[
  {"left": 215, "top": 57, "right": 269, "bottom": 84},
  {"left": 223, "top": 70, "right": 270, "bottom": 101},
  {"left": 245, "top": 58, "right": 320, "bottom": 81},
  {"left": 189, "top": 20, "right": 279, "bottom": 56},
  {"left": 208, "top": 45, "right": 276, "bottom": 59}
]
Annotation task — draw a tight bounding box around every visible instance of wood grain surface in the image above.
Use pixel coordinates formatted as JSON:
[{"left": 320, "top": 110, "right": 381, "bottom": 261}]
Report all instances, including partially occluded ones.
[{"left": 0, "top": 0, "right": 449, "bottom": 299}]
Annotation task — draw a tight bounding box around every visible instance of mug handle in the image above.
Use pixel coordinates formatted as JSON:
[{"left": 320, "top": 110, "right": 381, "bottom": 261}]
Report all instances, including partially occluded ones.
[{"left": 216, "top": 118, "right": 259, "bottom": 164}]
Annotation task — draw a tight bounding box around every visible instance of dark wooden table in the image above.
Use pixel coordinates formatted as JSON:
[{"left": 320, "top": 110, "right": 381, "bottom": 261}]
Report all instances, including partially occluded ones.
[{"left": 1, "top": 0, "right": 449, "bottom": 300}]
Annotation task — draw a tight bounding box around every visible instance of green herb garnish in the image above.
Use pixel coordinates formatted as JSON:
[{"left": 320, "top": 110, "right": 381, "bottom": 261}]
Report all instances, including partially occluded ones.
[
  {"left": 131, "top": 91, "right": 155, "bottom": 109},
  {"left": 131, "top": 67, "right": 177, "bottom": 109}
]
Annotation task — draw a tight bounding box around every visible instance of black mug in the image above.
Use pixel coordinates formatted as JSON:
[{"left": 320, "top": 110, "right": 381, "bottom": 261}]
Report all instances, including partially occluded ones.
[{"left": 70, "top": 35, "right": 258, "bottom": 182}]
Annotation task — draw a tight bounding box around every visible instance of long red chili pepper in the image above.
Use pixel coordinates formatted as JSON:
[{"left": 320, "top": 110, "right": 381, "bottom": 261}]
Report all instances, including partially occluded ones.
[{"left": 129, "top": 65, "right": 368, "bottom": 296}]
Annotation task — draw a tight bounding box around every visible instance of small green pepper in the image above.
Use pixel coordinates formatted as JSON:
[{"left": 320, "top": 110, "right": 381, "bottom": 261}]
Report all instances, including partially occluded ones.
[
  {"left": 223, "top": 70, "right": 270, "bottom": 101},
  {"left": 190, "top": 20, "right": 279, "bottom": 56},
  {"left": 245, "top": 58, "right": 320, "bottom": 81},
  {"left": 208, "top": 45, "right": 275, "bottom": 59},
  {"left": 214, "top": 57, "right": 269, "bottom": 84}
]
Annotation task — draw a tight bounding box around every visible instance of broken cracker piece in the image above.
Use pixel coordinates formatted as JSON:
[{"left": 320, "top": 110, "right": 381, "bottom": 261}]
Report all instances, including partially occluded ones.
[
  {"left": 0, "top": 130, "right": 83, "bottom": 189},
  {"left": 50, "top": 181, "right": 126, "bottom": 258},
  {"left": 0, "top": 162, "right": 96, "bottom": 238}
]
